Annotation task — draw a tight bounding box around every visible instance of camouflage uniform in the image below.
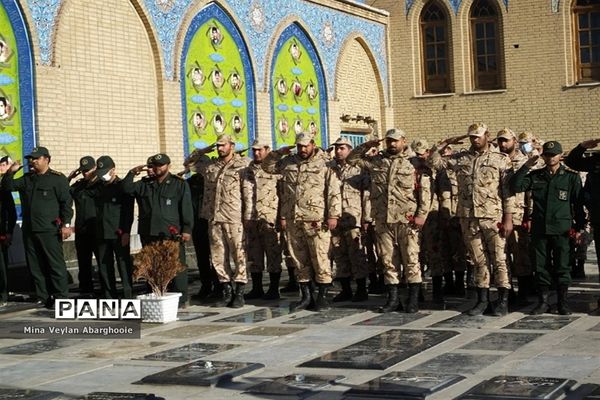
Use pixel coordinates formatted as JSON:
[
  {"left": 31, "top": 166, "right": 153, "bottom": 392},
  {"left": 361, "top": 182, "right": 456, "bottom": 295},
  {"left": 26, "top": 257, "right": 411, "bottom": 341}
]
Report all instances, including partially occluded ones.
[
  {"left": 195, "top": 150, "right": 250, "bottom": 285},
  {"left": 329, "top": 158, "right": 370, "bottom": 280},
  {"left": 430, "top": 129, "right": 516, "bottom": 292},
  {"left": 242, "top": 159, "right": 282, "bottom": 274},
  {"left": 347, "top": 134, "right": 431, "bottom": 287},
  {"left": 262, "top": 140, "right": 341, "bottom": 285}
]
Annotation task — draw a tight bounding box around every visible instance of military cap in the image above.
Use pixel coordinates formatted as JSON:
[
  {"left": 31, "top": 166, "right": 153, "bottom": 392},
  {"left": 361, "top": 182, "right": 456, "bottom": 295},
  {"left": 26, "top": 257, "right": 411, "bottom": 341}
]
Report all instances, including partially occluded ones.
[
  {"left": 542, "top": 141, "right": 563, "bottom": 156},
  {"left": 150, "top": 153, "right": 171, "bottom": 166},
  {"left": 79, "top": 156, "right": 95, "bottom": 172},
  {"left": 468, "top": 123, "right": 488, "bottom": 137},
  {"left": 385, "top": 128, "right": 406, "bottom": 140},
  {"left": 518, "top": 131, "right": 534, "bottom": 143},
  {"left": 333, "top": 137, "right": 353, "bottom": 148},
  {"left": 216, "top": 134, "right": 235, "bottom": 145},
  {"left": 251, "top": 139, "right": 270, "bottom": 150},
  {"left": 411, "top": 139, "right": 430, "bottom": 155},
  {"left": 295, "top": 132, "right": 314, "bottom": 146},
  {"left": 25, "top": 146, "right": 50, "bottom": 159},
  {"left": 496, "top": 128, "right": 516, "bottom": 140},
  {"left": 95, "top": 155, "right": 115, "bottom": 177}
]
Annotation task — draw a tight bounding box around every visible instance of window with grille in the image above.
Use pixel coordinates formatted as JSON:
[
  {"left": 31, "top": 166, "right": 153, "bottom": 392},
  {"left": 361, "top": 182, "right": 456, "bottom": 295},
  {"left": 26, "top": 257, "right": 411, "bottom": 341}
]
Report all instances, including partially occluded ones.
[
  {"left": 573, "top": 0, "right": 600, "bottom": 82},
  {"left": 340, "top": 132, "right": 367, "bottom": 148},
  {"left": 470, "top": 0, "right": 503, "bottom": 90},
  {"left": 420, "top": 1, "right": 451, "bottom": 93}
]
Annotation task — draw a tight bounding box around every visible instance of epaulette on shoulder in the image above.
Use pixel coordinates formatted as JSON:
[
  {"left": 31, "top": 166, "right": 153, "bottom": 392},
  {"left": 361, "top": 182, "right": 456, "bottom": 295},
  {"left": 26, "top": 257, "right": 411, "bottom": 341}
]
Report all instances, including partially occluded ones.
[
  {"left": 563, "top": 165, "right": 579, "bottom": 174},
  {"left": 49, "top": 169, "right": 64, "bottom": 176},
  {"left": 171, "top": 174, "right": 184, "bottom": 180}
]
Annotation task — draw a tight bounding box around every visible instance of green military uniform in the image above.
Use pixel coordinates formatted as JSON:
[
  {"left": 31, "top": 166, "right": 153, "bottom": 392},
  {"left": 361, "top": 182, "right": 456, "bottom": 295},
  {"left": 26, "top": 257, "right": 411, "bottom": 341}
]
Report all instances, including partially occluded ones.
[
  {"left": 93, "top": 156, "right": 135, "bottom": 298},
  {"left": 122, "top": 154, "right": 194, "bottom": 306},
  {"left": 510, "top": 141, "right": 584, "bottom": 315},
  {"left": 1, "top": 148, "right": 73, "bottom": 305},
  {"left": 0, "top": 187, "right": 17, "bottom": 304},
  {"left": 70, "top": 156, "right": 100, "bottom": 294}
]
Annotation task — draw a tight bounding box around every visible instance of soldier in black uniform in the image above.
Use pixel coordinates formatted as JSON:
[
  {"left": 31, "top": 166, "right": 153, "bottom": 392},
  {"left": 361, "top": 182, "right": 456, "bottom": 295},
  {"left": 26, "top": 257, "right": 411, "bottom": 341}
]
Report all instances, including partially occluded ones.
[
  {"left": 2, "top": 147, "right": 73, "bottom": 308},
  {"left": 93, "top": 156, "right": 135, "bottom": 298},
  {"left": 122, "top": 153, "right": 194, "bottom": 307},
  {"left": 68, "top": 156, "right": 100, "bottom": 295},
  {"left": 0, "top": 155, "right": 16, "bottom": 306},
  {"left": 511, "top": 141, "right": 585, "bottom": 315}
]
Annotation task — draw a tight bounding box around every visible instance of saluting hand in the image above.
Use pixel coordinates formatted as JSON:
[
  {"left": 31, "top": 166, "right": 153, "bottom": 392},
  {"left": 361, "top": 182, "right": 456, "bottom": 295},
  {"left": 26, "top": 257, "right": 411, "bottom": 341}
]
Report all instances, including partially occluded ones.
[
  {"left": 327, "top": 218, "right": 338, "bottom": 231},
  {"left": 278, "top": 146, "right": 293, "bottom": 155},
  {"left": 130, "top": 165, "right": 147, "bottom": 176},
  {"left": 525, "top": 154, "right": 540, "bottom": 168},
  {"left": 440, "top": 134, "right": 468, "bottom": 147},
  {"left": 67, "top": 168, "right": 80, "bottom": 181},
  {"left": 8, "top": 160, "right": 21, "bottom": 173},
  {"left": 363, "top": 139, "right": 383, "bottom": 149},
  {"left": 580, "top": 139, "right": 600, "bottom": 149}
]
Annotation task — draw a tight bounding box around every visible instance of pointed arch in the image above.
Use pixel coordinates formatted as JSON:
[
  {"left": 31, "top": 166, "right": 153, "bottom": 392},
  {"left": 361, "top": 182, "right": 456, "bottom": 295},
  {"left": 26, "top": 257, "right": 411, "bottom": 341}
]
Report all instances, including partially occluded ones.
[
  {"left": 0, "top": 0, "right": 35, "bottom": 160},
  {"left": 269, "top": 22, "right": 328, "bottom": 148},
  {"left": 179, "top": 2, "right": 257, "bottom": 157}
]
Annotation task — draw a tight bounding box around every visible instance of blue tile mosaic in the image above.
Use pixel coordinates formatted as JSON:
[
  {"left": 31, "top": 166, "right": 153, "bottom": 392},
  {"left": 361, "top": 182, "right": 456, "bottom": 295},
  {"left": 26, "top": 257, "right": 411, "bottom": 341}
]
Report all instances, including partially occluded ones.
[{"left": 24, "top": 0, "right": 61, "bottom": 65}]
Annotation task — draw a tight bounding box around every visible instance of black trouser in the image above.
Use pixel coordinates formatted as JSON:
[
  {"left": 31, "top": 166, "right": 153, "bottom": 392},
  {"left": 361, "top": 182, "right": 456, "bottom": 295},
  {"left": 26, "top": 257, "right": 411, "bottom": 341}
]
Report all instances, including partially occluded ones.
[
  {"left": 23, "top": 230, "right": 69, "bottom": 301},
  {"left": 141, "top": 236, "right": 188, "bottom": 304},
  {"left": 0, "top": 244, "right": 8, "bottom": 302},
  {"left": 97, "top": 238, "right": 133, "bottom": 298},
  {"left": 192, "top": 218, "right": 213, "bottom": 285},
  {"left": 75, "top": 231, "right": 98, "bottom": 293},
  {"left": 532, "top": 233, "right": 571, "bottom": 287}
]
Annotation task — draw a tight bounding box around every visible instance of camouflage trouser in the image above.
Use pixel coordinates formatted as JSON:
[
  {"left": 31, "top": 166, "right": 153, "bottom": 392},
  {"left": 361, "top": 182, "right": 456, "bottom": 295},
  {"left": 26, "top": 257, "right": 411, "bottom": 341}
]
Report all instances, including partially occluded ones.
[
  {"left": 286, "top": 221, "right": 332, "bottom": 284},
  {"left": 209, "top": 222, "right": 247, "bottom": 284},
  {"left": 375, "top": 222, "right": 422, "bottom": 285},
  {"left": 280, "top": 231, "right": 297, "bottom": 269},
  {"left": 245, "top": 220, "right": 282, "bottom": 274},
  {"left": 331, "top": 227, "right": 369, "bottom": 279},
  {"left": 459, "top": 217, "right": 510, "bottom": 289},
  {"left": 507, "top": 226, "right": 532, "bottom": 277}
]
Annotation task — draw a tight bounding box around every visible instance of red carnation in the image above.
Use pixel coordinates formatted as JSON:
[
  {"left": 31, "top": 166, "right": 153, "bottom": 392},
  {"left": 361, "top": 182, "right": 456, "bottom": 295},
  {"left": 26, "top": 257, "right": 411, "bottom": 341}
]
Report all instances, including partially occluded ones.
[
  {"left": 497, "top": 222, "right": 504, "bottom": 230},
  {"left": 568, "top": 228, "right": 577, "bottom": 239},
  {"left": 168, "top": 226, "right": 179, "bottom": 235},
  {"left": 406, "top": 214, "right": 415, "bottom": 223},
  {"left": 116, "top": 228, "right": 124, "bottom": 236},
  {"left": 54, "top": 217, "right": 62, "bottom": 226}
]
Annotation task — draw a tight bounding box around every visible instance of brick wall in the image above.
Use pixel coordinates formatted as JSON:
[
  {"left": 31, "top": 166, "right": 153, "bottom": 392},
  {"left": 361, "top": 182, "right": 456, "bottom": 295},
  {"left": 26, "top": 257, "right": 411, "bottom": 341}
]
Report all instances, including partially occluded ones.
[{"left": 370, "top": 0, "right": 600, "bottom": 150}]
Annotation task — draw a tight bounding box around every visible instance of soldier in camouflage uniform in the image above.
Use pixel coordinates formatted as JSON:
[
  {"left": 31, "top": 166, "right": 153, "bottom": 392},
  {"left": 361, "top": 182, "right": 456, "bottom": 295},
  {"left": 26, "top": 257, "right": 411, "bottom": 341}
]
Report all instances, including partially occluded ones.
[
  {"left": 497, "top": 128, "right": 534, "bottom": 305},
  {"left": 241, "top": 139, "right": 282, "bottom": 300},
  {"left": 329, "top": 137, "right": 370, "bottom": 302},
  {"left": 262, "top": 132, "right": 341, "bottom": 311},
  {"left": 430, "top": 123, "right": 516, "bottom": 316},
  {"left": 347, "top": 129, "right": 431, "bottom": 313},
  {"left": 191, "top": 134, "right": 250, "bottom": 308}
]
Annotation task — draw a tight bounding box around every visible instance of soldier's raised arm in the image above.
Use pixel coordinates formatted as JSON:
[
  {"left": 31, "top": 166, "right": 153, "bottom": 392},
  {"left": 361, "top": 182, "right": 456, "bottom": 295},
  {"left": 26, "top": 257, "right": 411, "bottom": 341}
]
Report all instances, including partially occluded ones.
[
  {"left": 1, "top": 160, "right": 24, "bottom": 192},
  {"left": 565, "top": 139, "right": 600, "bottom": 172},
  {"left": 428, "top": 135, "right": 466, "bottom": 170},
  {"left": 262, "top": 146, "right": 291, "bottom": 174},
  {"left": 121, "top": 164, "right": 147, "bottom": 196},
  {"left": 346, "top": 139, "right": 382, "bottom": 169},
  {"left": 510, "top": 155, "right": 538, "bottom": 193}
]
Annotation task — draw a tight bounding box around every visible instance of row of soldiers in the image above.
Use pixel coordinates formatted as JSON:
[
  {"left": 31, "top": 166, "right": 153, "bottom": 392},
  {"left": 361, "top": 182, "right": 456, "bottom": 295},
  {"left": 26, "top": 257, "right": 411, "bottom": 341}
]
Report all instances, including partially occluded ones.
[{"left": 0, "top": 125, "right": 595, "bottom": 316}]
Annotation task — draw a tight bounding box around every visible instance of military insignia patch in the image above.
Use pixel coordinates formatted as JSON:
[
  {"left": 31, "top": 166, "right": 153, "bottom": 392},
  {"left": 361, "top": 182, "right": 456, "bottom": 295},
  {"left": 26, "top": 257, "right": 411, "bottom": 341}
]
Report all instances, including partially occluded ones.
[{"left": 558, "top": 190, "right": 567, "bottom": 200}]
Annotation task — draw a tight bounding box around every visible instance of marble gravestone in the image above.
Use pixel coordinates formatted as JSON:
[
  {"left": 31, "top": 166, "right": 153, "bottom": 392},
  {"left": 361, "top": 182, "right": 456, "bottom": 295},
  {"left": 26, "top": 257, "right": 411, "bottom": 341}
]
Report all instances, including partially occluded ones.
[
  {"left": 299, "top": 329, "right": 458, "bottom": 370},
  {"left": 457, "top": 376, "right": 576, "bottom": 399},
  {"left": 138, "top": 343, "right": 239, "bottom": 362},
  {"left": 138, "top": 360, "right": 264, "bottom": 386},
  {"left": 245, "top": 374, "right": 344, "bottom": 398},
  {"left": 344, "top": 371, "right": 465, "bottom": 399},
  {"left": 85, "top": 393, "right": 165, "bottom": 400}
]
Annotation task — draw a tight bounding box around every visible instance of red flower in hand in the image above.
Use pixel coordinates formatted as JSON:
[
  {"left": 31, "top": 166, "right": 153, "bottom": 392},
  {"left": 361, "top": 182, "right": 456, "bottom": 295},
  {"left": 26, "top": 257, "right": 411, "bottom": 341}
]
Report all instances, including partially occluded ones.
[
  {"left": 406, "top": 214, "right": 415, "bottom": 224},
  {"left": 168, "top": 225, "right": 179, "bottom": 235},
  {"left": 568, "top": 228, "right": 578, "bottom": 239},
  {"left": 497, "top": 222, "right": 504, "bottom": 230},
  {"left": 54, "top": 217, "right": 62, "bottom": 227},
  {"left": 521, "top": 221, "right": 530, "bottom": 231},
  {"left": 116, "top": 228, "right": 124, "bottom": 236},
  {"left": 0, "top": 235, "right": 6, "bottom": 243}
]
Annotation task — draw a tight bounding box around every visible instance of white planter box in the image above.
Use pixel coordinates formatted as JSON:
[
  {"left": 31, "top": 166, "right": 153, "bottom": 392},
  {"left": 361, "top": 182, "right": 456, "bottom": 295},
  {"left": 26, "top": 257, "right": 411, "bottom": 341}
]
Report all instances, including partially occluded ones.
[{"left": 137, "top": 292, "right": 182, "bottom": 323}]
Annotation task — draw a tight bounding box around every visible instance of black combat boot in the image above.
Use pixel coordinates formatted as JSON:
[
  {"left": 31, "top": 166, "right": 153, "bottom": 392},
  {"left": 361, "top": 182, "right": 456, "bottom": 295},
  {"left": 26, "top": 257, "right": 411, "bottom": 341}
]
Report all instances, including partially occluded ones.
[
  {"left": 443, "top": 272, "right": 455, "bottom": 296},
  {"left": 557, "top": 285, "right": 572, "bottom": 315},
  {"left": 406, "top": 283, "right": 420, "bottom": 313},
  {"left": 378, "top": 285, "right": 399, "bottom": 313},
  {"left": 517, "top": 275, "right": 533, "bottom": 306},
  {"left": 492, "top": 287, "right": 509, "bottom": 316},
  {"left": 467, "top": 288, "right": 489, "bottom": 316},
  {"left": 290, "top": 282, "right": 312, "bottom": 311},
  {"left": 531, "top": 286, "right": 550, "bottom": 315},
  {"left": 314, "top": 284, "right": 330, "bottom": 311},
  {"left": 454, "top": 271, "right": 466, "bottom": 297},
  {"left": 214, "top": 282, "right": 233, "bottom": 307},
  {"left": 333, "top": 278, "right": 353, "bottom": 302},
  {"left": 244, "top": 273, "right": 264, "bottom": 299},
  {"left": 230, "top": 283, "right": 245, "bottom": 308},
  {"left": 432, "top": 276, "right": 444, "bottom": 304},
  {"left": 352, "top": 278, "right": 368, "bottom": 302},
  {"left": 281, "top": 267, "right": 299, "bottom": 293},
  {"left": 263, "top": 272, "right": 281, "bottom": 300}
]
